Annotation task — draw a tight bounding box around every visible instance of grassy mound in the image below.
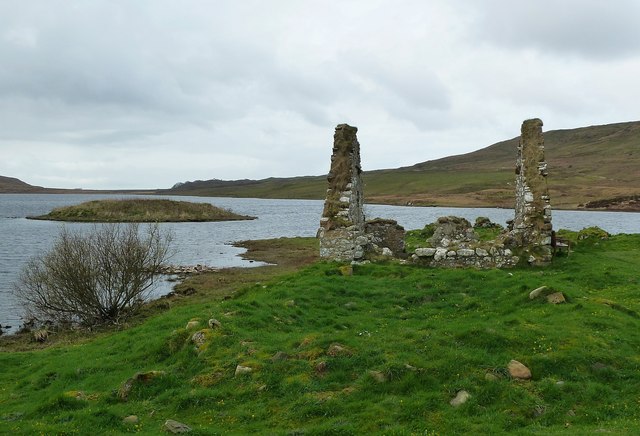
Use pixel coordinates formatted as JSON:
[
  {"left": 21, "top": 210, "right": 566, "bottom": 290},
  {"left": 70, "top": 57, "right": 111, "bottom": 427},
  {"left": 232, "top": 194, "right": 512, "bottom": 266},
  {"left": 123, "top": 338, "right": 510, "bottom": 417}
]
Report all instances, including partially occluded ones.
[
  {"left": 1, "top": 235, "right": 640, "bottom": 433},
  {"left": 28, "top": 198, "right": 255, "bottom": 222}
]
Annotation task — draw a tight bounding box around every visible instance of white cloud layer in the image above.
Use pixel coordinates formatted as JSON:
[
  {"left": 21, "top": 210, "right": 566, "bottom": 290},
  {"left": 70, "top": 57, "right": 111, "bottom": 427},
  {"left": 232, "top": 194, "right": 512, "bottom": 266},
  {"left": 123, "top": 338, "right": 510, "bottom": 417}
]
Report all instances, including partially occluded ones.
[{"left": 0, "top": 0, "right": 638, "bottom": 189}]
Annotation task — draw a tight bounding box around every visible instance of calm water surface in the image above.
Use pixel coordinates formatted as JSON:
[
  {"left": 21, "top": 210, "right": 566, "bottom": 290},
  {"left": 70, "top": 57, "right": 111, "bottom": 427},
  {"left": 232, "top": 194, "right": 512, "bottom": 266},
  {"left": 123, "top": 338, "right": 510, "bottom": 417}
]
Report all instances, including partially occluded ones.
[{"left": 1, "top": 193, "right": 639, "bottom": 333}]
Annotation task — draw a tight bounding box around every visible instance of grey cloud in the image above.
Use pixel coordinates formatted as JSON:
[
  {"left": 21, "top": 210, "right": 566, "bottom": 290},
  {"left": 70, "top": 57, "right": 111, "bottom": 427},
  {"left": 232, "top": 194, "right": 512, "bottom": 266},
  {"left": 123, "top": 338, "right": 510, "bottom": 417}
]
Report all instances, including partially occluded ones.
[{"left": 466, "top": 0, "right": 640, "bottom": 59}]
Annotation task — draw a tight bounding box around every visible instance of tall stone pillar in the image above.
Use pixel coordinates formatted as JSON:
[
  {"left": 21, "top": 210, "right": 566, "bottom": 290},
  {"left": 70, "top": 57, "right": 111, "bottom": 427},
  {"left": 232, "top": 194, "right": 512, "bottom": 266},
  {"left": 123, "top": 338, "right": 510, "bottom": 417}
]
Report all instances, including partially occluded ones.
[
  {"left": 318, "top": 124, "right": 367, "bottom": 261},
  {"left": 512, "top": 118, "right": 553, "bottom": 264}
]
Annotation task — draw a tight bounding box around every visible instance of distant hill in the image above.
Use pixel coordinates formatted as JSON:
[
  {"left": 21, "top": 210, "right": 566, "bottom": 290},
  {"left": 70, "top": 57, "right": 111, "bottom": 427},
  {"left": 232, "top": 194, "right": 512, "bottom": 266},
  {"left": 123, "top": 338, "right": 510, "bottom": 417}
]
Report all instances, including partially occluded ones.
[
  {"left": 165, "top": 120, "right": 640, "bottom": 209},
  {"left": 0, "top": 176, "right": 43, "bottom": 193}
]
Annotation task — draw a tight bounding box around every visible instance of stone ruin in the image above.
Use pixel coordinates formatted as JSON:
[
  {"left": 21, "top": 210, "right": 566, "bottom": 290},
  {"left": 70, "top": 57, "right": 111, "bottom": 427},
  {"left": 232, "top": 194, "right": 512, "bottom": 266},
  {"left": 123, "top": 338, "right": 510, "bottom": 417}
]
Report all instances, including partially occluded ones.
[
  {"left": 412, "top": 216, "right": 520, "bottom": 268},
  {"left": 507, "top": 118, "right": 553, "bottom": 265},
  {"left": 318, "top": 118, "right": 554, "bottom": 268},
  {"left": 318, "top": 124, "right": 405, "bottom": 261}
]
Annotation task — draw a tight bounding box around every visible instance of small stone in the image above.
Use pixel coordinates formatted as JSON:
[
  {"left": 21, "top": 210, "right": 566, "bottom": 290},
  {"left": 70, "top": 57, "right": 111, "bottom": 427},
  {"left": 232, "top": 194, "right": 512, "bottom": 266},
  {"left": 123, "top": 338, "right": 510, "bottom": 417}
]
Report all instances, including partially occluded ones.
[
  {"left": 368, "top": 370, "right": 387, "bottom": 383},
  {"left": 547, "top": 292, "right": 566, "bottom": 304},
  {"left": 185, "top": 320, "right": 199, "bottom": 330},
  {"left": 475, "top": 248, "right": 489, "bottom": 257},
  {"left": 344, "top": 301, "right": 357, "bottom": 309},
  {"left": 122, "top": 415, "right": 139, "bottom": 424},
  {"left": 529, "top": 286, "right": 548, "bottom": 299},
  {"left": 485, "top": 373, "right": 499, "bottom": 381},
  {"left": 315, "top": 361, "right": 328, "bottom": 374},
  {"left": 327, "top": 343, "right": 351, "bottom": 357},
  {"left": 508, "top": 360, "right": 532, "bottom": 380},
  {"left": 556, "top": 380, "right": 565, "bottom": 386},
  {"left": 191, "top": 331, "right": 207, "bottom": 348},
  {"left": 208, "top": 318, "right": 222, "bottom": 329},
  {"left": 235, "top": 365, "right": 253, "bottom": 376},
  {"left": 382, "top": 247, "right": 393, "bottom": 257},
  {"left": 404, "top": 364, "right": 418, "bottom": 371},
  {"left": 284, "top": 300, "right": 296, "bottom": 307},
  {"left": 450, "top": 390, "right": 471, "bottom": 407},
  {"left": 414, "top": 247, "right": 436, "bottom": 257},
  {"left": 339, "top": 265, "right": 353, "bottom": 276},
  {"left": 164, "top": 419, "right": 192, "bottom": 433},
  {"left": 270, "top": 351, "right": 289, "bottom": 362}
]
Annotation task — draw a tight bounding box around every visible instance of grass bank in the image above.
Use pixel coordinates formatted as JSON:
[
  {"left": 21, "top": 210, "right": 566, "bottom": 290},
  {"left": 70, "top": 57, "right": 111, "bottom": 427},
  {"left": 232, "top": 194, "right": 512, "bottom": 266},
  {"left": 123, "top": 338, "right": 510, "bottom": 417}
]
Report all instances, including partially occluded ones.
[
  {"left": 28, "top": 198, "right": 255, "bottom": 222},
  {"left": 2, "top": 234, "right": 640, "bottom": 434}
]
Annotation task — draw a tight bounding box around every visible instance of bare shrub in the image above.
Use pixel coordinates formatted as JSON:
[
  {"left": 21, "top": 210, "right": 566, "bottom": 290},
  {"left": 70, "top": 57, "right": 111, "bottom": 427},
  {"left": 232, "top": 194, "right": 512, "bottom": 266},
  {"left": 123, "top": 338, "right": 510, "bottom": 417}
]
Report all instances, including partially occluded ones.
[{"left": 13, "top": 223, "right": 172, "bottom": 327}]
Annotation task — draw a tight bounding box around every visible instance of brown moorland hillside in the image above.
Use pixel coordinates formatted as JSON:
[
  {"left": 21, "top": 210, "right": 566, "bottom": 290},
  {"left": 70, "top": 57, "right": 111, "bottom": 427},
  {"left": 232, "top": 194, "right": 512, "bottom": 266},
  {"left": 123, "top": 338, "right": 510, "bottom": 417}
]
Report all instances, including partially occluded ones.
[{"left": 165, "top": 121, "right": 640, "bottom": 209}]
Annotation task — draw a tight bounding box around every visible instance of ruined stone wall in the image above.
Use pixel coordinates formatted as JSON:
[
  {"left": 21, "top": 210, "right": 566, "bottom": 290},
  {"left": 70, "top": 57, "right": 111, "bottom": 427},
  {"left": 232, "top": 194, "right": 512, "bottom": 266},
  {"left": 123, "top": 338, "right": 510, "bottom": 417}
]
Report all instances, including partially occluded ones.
[
  {"left": 318, "top": 124, "right": 368, "bottom": 261},
  {"left": 511, "top": 118, "right": 553, "bottom": 265},
  {"left": 410, "top": 216, "right": 519, "bottom": 269}
]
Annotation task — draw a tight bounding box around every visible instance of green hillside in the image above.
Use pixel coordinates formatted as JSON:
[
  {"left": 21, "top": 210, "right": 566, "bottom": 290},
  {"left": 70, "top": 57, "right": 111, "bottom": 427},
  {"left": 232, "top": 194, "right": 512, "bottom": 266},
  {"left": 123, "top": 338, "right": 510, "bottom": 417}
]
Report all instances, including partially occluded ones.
[
  {"left": 2, "top": 234, "right": 640, "bottom": 433},
  {"left": 165, "top": 121, "right": 640, "bottom": 209}
]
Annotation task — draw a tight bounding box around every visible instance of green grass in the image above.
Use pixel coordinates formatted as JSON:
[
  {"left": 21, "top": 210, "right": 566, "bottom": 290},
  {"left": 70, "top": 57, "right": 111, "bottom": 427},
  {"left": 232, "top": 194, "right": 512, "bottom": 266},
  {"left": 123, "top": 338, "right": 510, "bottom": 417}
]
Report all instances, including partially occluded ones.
[
  {"left": 2, "top": 235, "right": 640, "bottom": 434},
  {"left": 28, "top": 199, "right": 255, "bottom": 222}
]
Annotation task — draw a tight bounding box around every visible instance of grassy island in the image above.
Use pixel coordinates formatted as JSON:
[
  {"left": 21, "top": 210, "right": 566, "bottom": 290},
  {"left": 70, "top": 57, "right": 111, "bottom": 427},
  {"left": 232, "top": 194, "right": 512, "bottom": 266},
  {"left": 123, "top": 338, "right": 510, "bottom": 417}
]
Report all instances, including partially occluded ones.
[
  {"left": 2, "top": 233, "right": 640, "bottom": 434},
  {"left": 28, "top": 198, "right": 256, "bottom": 222}
]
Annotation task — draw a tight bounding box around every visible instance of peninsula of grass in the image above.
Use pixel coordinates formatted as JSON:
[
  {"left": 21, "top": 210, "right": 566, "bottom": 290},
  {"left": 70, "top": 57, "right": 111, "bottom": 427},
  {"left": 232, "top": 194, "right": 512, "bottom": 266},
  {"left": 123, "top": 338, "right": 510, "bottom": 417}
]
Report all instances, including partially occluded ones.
[
  {"left": 27, "top": 198, "right": 255, "bottom": 222},
  {"left": 2, "top": 233, "right": 640, "bottom": 434}
]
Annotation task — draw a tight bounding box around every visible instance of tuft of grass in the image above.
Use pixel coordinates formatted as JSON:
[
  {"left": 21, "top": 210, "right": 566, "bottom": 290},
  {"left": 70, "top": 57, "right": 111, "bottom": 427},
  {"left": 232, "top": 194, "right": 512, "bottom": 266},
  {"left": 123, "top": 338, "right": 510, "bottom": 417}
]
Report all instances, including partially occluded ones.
[
  {"left": 1, "top": 235, "right": 640, "bottom": 433},
  {"left": 27, "top": 198, "right": 255, "bottom": 222}
]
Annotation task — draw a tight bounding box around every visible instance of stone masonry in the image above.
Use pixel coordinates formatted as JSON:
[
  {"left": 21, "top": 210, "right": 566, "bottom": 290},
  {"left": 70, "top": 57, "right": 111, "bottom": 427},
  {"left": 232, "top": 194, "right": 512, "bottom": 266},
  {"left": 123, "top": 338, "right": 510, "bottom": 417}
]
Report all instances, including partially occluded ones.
[
  {"left": 510, "top": 118, "right": 553, "bottom": 265},
  {"left": 318, "top": 124, "right": 405, "bottom": 261},
  {"left": 318, "top": 124, "right": 368, "bottom": 261}
]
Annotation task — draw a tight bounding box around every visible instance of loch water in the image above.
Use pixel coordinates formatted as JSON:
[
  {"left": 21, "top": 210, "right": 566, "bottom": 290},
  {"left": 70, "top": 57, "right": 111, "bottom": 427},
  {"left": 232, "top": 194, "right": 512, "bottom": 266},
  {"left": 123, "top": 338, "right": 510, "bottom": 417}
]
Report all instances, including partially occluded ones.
[{"left": 1, "top": 193, "right": 639, "bottom": 334}]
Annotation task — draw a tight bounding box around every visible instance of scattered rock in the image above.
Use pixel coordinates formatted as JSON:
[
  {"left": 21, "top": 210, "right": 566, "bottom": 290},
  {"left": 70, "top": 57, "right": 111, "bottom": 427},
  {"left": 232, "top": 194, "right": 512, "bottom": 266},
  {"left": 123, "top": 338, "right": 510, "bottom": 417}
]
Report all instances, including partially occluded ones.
[
  {"left": 123, "top": 415, "right": 139, "bottom": 424},
  {"left": 270, "top": 351, "right": 289, "bottom": 362},
  {"left": 556, "top": 380, "right": 565, "bottom": 386},
  {"left": 381, "top": 247, "right": 393, "bottom": 257},
  {"left": 339, "top": 265, "right": 353, "bottom": 276},
  {"left": 529, "top": 286, "right": 548, "bottom": 299},
  {"left": 547, "top": 292, "right": 566, "bottom": 304},
  {"left": 368, "top": 370, "right": 387, "bottom": 383},
  {"left": 164, "top": 419, "right": 192, "bottom": 433},
  {"left": 315, "top": 361, "right": 328, "bottom": 374},
  {"left": 508, "top": 360, "right": 532, "bottom": 380},
  {"left": 404, "top": 364, "right": 418, "bottom": 372},
  {"left": 208, "top": 318, "right": 222, "bottom": 329},
  {"left": 185, "top": 320, "right": 199, "bottom": 330},
  {"left": 118, "top": 371, "right": 166, "bottom": 401},
  {"left": 191, "top": 331, "right": 208, "bottom": 348},
  {"left": 344, "top": 301, "right": 357, "bottom": 309},
  {"left": 284, "top": 300, "right": 296, "bottom": 307},
  {"left": 450, "top": 390, "right": 471, "bottom": 407},
  {"left": 485, "top": 372, "right": 500, "bottom": 382},
  {"left": 327, "top": 343, "right": 352, "bottom": 357},
  {"left": 235, "top": 365, "right": 253, "bottom": 376}
]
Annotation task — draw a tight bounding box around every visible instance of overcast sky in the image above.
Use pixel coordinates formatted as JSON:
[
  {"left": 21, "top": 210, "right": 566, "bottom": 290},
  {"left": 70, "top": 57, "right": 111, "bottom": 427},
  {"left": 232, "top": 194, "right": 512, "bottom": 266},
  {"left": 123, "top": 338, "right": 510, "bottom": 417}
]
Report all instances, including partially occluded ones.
[{"left": 1, "top": 0, "right": 639, "bottom": 189}]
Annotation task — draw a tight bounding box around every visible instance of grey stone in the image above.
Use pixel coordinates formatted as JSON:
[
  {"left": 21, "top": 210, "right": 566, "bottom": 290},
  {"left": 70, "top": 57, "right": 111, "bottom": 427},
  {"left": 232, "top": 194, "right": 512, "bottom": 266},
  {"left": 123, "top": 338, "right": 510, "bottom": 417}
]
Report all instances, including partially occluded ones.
[
  {"left": 164, "top": 419, "right": 192, "bottom": 433},
  {"left": 475, "top": 248, "right": 489, "bottom": 257},
  {"left": 123, "top": 415, "right": 139, "bottom": 424},
  {"left": 382, "top": 247, "right": 393, "bottom": 257},
  {"left": 457, "top": 248, "right": 475, "bottom": 257},
  {"left": 529, "top": 286, "right": 548, "bottom": 299},
  {"left": 450, "top": 390, "right": 471, "bottom": 407},
  {"left": 208, "top": 318, "right": 222, "bottom": 328},
  {"left": 235, "top": 365, "right": 253, "bottom": 376},
  {"left": 415, "top": 247, "right": 436, "bottom": 257}
]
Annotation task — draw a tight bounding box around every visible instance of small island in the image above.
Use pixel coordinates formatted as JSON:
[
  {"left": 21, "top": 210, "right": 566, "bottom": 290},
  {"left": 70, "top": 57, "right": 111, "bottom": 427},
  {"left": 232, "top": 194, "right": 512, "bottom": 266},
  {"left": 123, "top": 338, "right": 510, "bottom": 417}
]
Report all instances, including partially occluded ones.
[{"left": 28, "top": 198, "right": 256, "bottom": 222}]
